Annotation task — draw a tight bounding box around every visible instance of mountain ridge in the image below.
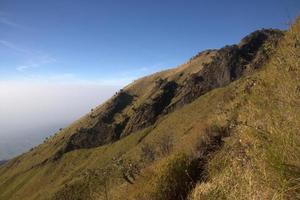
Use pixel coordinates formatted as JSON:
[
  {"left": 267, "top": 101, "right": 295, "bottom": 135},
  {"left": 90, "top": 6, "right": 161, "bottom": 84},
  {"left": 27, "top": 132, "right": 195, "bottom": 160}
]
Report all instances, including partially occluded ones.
[
  {"left": 53, "top": 28, "right": 283, "bottom": 159},
  {"left": 0, "top": 20, "right": 299, "bottom": 200}
]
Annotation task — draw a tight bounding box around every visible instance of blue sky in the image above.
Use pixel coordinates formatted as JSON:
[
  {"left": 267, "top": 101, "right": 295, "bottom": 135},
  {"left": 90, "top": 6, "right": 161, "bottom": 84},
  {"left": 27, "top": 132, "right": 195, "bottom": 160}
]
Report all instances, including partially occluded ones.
[{"left": 0, "top": 0, "right": 299, "bottom": 85}]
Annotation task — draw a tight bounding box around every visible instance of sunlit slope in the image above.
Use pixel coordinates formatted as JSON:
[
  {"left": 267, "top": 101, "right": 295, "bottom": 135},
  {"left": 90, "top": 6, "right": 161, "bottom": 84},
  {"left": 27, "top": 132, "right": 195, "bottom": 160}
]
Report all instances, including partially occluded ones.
[
  {"left": 0, "top": 20, "right": 298, "bottom": 200},
  {"left": 188, "top": 18, "right": 300, "bottom": 200}
]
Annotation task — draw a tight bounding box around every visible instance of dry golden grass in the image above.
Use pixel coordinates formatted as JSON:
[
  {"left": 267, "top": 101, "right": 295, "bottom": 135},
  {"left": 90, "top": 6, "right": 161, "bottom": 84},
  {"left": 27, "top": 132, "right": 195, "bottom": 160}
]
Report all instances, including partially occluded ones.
[
  {"left": 0, "top": 18, "right": 299, "bottom": 200},
  {"left": 189, "top": 17, "right": 300, "bottom": 200}
]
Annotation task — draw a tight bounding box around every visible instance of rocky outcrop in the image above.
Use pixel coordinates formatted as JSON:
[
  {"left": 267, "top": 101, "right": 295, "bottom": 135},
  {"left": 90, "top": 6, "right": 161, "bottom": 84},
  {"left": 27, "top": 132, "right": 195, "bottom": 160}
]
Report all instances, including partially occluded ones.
[
  {"left": 57, "top": 91, "right": 134, "bottom": 156},
  {"left": 122, "top": 80, "right": 178, "bottom": 136},
  {"left": 166, "top": 29, "right": 283, "bottom": 111},
  {"left": 55, "top": 29, "right": 283, "bottom": 158}
]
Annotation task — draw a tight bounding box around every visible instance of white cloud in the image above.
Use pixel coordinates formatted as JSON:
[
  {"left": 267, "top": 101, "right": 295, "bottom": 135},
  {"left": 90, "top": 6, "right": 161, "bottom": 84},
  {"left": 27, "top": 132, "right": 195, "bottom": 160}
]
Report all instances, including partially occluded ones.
[
  {"left": 0, "top": 40, "right": 29, "bottom": 54},
  {"left": 0, "top": 40, "right": 56, "bottom": 71},
  {"left": 8, "top": 73, "right": 134, "bottom": 87},
  {"left": 16, "top": 66, "right": 29, "bottom": 71},
  {"left": 0, "top": 80, "right": 119, "bottom": 137},
  {"left": 16, "top": 54, "right": 57, "bottom": 71},
  {"left": 0, "top": 79, "right": 121, "bottom": 159}
]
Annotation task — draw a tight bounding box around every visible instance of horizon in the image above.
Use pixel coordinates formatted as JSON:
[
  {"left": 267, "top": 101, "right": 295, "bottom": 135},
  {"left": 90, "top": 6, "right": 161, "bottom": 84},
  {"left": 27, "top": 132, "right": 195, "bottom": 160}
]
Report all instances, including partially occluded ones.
[{"left": 0, "top": 0, "right": 300, "bottom": 160}]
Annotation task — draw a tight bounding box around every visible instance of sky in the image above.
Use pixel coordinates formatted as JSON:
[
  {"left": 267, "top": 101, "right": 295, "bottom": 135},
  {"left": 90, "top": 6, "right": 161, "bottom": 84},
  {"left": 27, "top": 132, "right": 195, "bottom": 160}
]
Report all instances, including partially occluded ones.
[{"left": 0, "top": 0, "right": 299, "bottom": 159}]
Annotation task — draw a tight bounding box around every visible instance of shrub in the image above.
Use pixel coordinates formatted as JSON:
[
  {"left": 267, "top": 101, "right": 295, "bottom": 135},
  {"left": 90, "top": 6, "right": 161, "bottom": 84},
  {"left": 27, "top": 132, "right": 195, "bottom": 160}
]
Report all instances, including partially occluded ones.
[
  {"left": 114, "top": 158, "right": 141, "bottom": 184},
  {"left": 150, "top": 153, "right": 199, "bottom": 200},
  {"left": 157, "top": 134, "right": 173, "bottom": 156},
  {"left": 141, "top": 143, "right": 156, "bottom": 162}
]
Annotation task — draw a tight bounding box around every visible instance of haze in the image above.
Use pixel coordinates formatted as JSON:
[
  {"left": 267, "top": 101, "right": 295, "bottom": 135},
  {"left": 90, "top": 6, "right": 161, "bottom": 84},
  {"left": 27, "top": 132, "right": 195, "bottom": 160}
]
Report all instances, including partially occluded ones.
[{"left": 0, "top": 81, "right": 119, "bottom": 159}]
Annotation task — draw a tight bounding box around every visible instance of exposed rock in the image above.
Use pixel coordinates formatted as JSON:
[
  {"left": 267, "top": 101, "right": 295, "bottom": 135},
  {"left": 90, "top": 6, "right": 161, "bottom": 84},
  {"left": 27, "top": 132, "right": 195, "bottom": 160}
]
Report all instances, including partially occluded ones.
[
  {"left": 166, "top": 29, "right": 283, "bottom": 112},
  {"left": 57, "top": 91, "right": 134, "bottom": 156},
  {"left": 102, "top": 91, "right": 134, "bottom": 123},
  {"left": 123, "top": 81, "right": 178, "bottom": 136},
  {"left": 55, "top": 29, "right": 283, "bottom": 157},
  {"left": 189, "top": 49, "right": 216, "bottom": 62}
]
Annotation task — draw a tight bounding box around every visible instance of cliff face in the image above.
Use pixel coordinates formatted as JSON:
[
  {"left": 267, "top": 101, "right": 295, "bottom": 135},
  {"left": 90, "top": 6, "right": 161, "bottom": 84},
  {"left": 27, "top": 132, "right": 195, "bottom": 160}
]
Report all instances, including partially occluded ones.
[{"left": 59, "top": 29, "right": 283, "bottom": 157}]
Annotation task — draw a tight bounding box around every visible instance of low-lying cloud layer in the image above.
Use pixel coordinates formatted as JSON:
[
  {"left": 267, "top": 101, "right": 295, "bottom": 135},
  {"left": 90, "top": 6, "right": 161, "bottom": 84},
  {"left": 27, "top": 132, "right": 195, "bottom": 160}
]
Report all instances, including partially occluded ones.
[{"left": 0, "top": 81, "right": 119, "bottom": 159}]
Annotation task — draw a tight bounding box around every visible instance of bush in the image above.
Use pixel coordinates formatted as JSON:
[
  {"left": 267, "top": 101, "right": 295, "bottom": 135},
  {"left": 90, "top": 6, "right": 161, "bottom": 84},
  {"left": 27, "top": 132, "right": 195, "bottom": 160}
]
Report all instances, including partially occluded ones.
[
  {"left": 141, "top": 143, "right": 156, "bottom": 162},
  {"left": 194, "top": 124, "right": 230, "bottom": 159},
  {"left": 157, "top": 134, "right": 173, "bottom": 156},
  {"left": 150, "top": 153, "right": 199, "bottom": 200},
  {"left": 114, "top": 158, "right": 141, "bottom": 184}
]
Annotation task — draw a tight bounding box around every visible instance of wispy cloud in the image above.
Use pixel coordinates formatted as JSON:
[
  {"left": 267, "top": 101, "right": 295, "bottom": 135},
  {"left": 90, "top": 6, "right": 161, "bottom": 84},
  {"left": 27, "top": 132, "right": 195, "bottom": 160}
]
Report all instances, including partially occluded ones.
[
  {"left": 0, "top": 11, "right": 24, "bottom": 29},
  {"left": 0, "top": 40, "right": 56, "bottom": 71},
  {"left": 0, "top": 17, "right": 23, "bottom": 29},
  {"left": 0, "top": 40, "right": 30, "bottom": 54},
  {"left": 15, "top": 66, "right": 28, "bottom": 71},
  {"left": 16, "top": 55, "right": 56, "bottom": 71}
]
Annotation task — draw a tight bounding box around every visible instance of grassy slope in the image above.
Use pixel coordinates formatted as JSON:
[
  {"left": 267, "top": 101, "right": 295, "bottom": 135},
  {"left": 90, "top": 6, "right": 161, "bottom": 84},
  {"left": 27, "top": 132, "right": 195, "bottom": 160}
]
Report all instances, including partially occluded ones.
[
  {"left": 189, "top": 19, "right": 300, "bottom": 200},
  {"left": 0, "top": 41, "right": 217, "bottom": 200},
  {"left": 0, "top": 19, "right": 299, "bottom": 200}
]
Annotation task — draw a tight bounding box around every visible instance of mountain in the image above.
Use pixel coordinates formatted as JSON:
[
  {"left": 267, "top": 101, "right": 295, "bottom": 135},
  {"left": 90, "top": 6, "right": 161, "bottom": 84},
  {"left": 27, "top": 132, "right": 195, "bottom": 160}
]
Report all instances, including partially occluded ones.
[{"left": 0, "top": 19, "right": 299, "bottom": 200}]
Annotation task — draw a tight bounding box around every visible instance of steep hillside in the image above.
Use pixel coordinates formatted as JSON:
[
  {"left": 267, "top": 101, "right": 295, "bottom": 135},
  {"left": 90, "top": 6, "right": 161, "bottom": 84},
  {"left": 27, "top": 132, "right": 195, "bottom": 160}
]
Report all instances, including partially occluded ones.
[
  {"left": 0, "top": 19, "right": 299, "bottom": 200},
  {"left": 54, "top": 29, "right": 282, "bottom": 159}
]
